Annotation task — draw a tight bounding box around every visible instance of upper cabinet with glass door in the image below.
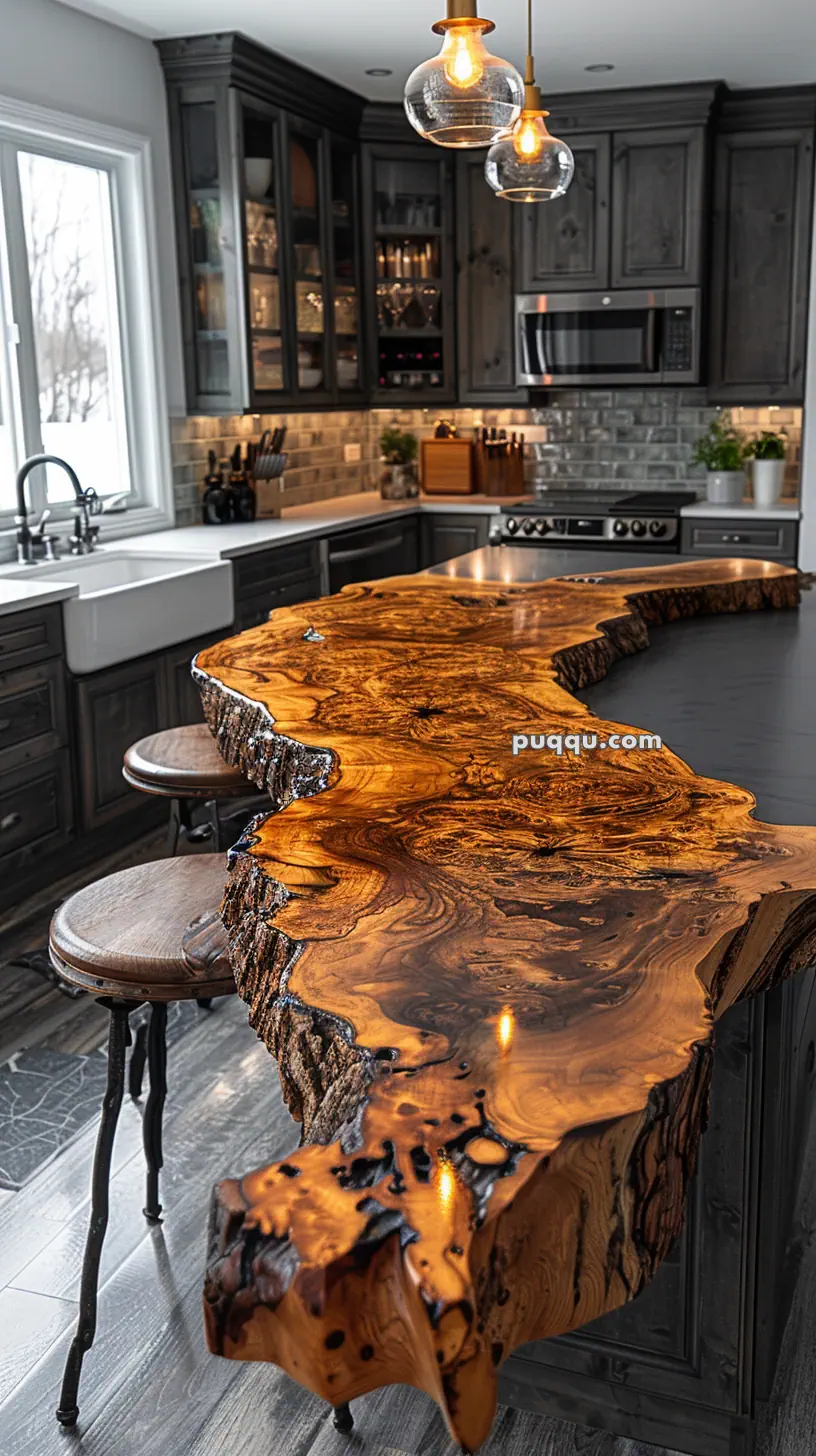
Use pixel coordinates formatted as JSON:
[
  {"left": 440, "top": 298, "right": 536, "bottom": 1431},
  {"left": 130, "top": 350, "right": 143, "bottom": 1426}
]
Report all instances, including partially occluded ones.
[
  {"left": 160, "top": 35, "right": 365, "bottom": 414},
  {"left": 362, "top": 145, "right": 456, "bottom": 404}
]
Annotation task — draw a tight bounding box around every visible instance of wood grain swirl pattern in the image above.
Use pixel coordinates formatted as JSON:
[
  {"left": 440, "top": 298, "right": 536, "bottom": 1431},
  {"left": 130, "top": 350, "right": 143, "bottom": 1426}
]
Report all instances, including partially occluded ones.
[{"left": 193, "top": 559, "right": 816, "bottom": 1453}]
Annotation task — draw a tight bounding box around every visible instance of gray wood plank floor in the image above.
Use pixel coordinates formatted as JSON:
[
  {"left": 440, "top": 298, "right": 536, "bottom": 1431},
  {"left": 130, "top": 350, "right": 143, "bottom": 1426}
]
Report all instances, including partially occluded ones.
[{"left": 0, "top": 997, "right": 811, "bottom": 1456}]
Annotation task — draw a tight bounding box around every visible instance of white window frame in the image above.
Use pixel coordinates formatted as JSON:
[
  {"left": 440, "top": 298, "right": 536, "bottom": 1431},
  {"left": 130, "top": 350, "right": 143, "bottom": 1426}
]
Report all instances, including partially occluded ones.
[{"left": 0, "top": 95, "right": 173, "bottom": 540}]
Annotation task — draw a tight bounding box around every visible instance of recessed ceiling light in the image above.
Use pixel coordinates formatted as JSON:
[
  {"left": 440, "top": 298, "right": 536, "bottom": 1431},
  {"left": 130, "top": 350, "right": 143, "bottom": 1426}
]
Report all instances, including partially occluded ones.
[
  {"left": 365, "top": 67, "right": 393, "bottom": 77},
  {"left": 585, "top": 63, "right": 615, "bottom": 72}
]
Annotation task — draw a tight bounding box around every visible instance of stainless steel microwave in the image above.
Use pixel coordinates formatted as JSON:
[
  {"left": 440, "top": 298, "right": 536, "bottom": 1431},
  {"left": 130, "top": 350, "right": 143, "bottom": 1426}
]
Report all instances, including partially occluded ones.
[{"left": 516, "top": 287, "right": 701, "bottom": 387}]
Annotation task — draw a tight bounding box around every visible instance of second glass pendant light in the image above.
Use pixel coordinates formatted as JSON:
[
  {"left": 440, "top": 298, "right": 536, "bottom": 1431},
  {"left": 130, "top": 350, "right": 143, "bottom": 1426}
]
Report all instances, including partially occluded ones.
[
  {"left": 485, "top": 0, "right": 574, "bottom": 201},
  {"left": 404, "top": 0, "right": 524, "bottom": 149}
]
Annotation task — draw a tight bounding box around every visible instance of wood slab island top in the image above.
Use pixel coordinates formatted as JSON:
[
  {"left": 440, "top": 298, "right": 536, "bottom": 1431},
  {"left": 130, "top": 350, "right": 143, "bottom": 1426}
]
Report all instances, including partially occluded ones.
[{"left": 193, "top": 558, "right": 816, "bottom": 1453}]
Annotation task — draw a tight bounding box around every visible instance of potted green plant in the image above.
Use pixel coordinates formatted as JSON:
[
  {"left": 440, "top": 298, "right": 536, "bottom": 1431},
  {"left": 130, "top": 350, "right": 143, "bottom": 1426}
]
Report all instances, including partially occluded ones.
[
  {"left": 379, "top": 426, "right": 419, "bottom": 500},
  {"left": 691, "top": 413, "right": 748, "bottom": 505},
  {"left": 744, "top": 430, "right": 787, "bottom": 509}
]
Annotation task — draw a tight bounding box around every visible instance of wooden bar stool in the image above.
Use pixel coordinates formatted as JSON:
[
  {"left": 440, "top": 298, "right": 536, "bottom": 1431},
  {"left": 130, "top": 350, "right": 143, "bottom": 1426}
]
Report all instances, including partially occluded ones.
[
  {"left": 123, "top": 723, "right": 253, "bottom": 856},
  {"left": 49, "top": 853, "right": 235, "bottom": 1430}
]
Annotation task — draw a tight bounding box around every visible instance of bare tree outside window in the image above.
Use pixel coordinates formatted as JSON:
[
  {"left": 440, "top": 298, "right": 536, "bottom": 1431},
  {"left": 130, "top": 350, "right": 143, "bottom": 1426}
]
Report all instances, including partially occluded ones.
[{"left": 18, "top": 151, "right": 131, "bottom": 503}]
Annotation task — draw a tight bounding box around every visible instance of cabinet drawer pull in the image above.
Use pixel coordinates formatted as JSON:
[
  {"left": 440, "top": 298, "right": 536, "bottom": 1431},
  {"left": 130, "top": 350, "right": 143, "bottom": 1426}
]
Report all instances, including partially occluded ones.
[
  {"left": 0, "top": 811, "right": 22, "bottom": 833},
  {"left": 329, "top": 533, "right": 405, "bottom": 565}
]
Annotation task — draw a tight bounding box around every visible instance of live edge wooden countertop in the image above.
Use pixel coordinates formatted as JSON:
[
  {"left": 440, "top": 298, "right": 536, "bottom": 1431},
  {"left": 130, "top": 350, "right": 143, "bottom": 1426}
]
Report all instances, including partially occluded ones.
[{"left": 194, "top": 558, "right": 816, "bottom": 1453}]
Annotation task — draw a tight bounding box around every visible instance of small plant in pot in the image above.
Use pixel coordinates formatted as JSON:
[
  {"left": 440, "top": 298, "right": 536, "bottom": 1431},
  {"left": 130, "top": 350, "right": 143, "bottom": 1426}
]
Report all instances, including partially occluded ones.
[
  {"left": 380, "top": 426, "right": 419, "bottom": 500},
  {"left": 691, "top": 413, "right": 748, "bottom": 505},
  {"left": 744, "top": 430, "right": 787, "bottom": 509}
]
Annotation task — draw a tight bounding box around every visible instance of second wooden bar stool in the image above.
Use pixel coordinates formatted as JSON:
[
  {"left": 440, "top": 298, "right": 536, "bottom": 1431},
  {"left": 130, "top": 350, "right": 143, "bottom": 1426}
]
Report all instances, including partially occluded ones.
[{"left": 123, "top": 722, "right": 253, "bottom": 855}]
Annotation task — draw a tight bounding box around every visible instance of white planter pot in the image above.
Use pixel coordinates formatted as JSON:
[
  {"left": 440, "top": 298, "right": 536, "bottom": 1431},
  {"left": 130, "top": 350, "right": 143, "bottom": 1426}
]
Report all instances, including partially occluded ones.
[
  {"left": 706, "top": 470, "right": 745, "bottom": 505},
  {"left": 752, "top": 458, "right": 785, "bottom": 509}
]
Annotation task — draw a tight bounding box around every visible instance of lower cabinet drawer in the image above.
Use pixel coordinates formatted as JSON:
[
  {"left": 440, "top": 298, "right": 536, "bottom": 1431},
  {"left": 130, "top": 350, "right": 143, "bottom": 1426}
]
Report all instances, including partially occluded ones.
[
  {"left": 0, "top": 749, "right": 74, "bottom": 871},
  {"left": 680, "top": 518, "right": 799, "bottom": 562},
  {"left": 0, "top": 659, "right": 69, "bottom": 775},
  {"left": 234, "top": 574, "right": 323, "bottom": 632}
]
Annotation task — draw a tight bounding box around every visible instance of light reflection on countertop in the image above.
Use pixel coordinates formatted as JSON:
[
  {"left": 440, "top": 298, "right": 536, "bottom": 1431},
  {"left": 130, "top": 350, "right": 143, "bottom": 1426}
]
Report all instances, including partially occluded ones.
[{"left": 423, "top": 545, "right": 706, "bottom": 584}]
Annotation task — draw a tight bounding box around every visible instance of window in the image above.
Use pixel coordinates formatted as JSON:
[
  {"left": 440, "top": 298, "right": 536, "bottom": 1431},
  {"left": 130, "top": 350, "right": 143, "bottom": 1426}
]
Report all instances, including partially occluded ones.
[{"left": 0, "top": 99, "right": 171, "bottom": 529}]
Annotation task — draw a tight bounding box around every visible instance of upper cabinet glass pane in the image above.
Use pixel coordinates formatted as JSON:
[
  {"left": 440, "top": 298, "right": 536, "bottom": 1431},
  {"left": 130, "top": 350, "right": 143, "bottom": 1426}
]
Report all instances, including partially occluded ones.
[
  {"left": 373, "top": 156, "right": 446, "bottom": 393},
  {"left": 290, "top": 131, "right": 325, "bottom": 391},
  {"left": 331, "top": 145, "right": 359, "bottom": 392},
  {"left": 181, "top": 101, "right": 232, "bottom": 399},
  {"left": 242, "top": 105, "right": 285, "bottom": 396}
]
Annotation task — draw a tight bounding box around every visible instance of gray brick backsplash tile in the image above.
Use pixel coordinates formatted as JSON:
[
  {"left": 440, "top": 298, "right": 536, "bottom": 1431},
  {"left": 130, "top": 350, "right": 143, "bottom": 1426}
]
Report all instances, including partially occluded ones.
[{"left": 169, "top": 393, "right": 801, "bottom": 518}]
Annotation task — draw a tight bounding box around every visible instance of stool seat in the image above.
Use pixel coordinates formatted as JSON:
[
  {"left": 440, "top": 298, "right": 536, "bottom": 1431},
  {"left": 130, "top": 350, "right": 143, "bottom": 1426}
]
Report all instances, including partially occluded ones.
[
  {"left": 123, "top": 724, "right": 250, "bottom": 799},
  {"left": 50, "top": 855, "right": 235, "bottom": 1002}
]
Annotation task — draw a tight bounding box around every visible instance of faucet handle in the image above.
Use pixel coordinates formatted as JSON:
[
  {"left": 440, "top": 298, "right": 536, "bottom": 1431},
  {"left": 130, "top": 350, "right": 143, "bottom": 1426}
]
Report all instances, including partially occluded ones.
[
  {"left": 84, "top": 487, "right": 102, "bottom": 517},
  {"left": 31, "top": 508, "right": 52, "bottom": 539}
]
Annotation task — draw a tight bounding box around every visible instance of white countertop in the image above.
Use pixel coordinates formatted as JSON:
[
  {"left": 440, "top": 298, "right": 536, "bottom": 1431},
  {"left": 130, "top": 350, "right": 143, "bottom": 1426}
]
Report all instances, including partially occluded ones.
[
  {"left": 680, "top": 499, "right": 801, "bottom": 520},
  {"left": 0, "top": 577, "right": 79, "bottom": 618},
  {"left": 121, "top": 492, "right": 505, "bottom": 560}
]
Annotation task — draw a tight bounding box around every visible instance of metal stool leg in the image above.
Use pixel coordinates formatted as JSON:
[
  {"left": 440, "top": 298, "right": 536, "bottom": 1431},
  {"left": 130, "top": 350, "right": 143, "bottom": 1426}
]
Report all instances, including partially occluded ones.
[
  {"left": 128, "top": 1021, "right": 148, "bottom": 1099},
  {"left": 142, "top": 1003, "right": 168, "bottom": 1223},
  {"left": 57, "top": 1001, "right": 132, "bottom": 1428},
  {"left": 166, "top": 798, "right": 183, "bottom": 857},
  {"left": 333, "top": 1403, "right": 354, "bottom": 1434}
]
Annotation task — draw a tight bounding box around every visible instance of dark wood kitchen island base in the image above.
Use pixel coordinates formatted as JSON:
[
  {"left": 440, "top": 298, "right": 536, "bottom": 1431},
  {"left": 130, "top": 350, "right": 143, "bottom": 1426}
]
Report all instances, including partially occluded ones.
[{"left": 194, "top": 560, "right": 816, "bottom": 1455}]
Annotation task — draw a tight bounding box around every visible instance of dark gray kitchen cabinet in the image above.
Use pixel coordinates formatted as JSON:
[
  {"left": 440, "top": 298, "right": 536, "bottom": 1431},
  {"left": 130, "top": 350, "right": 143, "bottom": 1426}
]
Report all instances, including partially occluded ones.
[
  {"left": 708, "top": 117, "right": 815, "bottom": 404},
  {"left": 420, "top": 512, "right": 493, "bottom": 567},
  {"left": 158, "top": 34, "right": 365, "bottom": 414},
  {"left": 326, "top": 516, "right": 419, "bottom": 593},
  {"left": 457, "top": 154, "right": 525, "bottom": 403},
  {"left": 73, "top": 655, "right": 170, "bottom": 834},
  {"left": 610, "top": 126, "right": 706, "bottom": 286},
  {"left": 232, "top": 539, "right": 323, "bottom": 631},
  {"left": 0, "top": 603, "right": 73, "bottom": 896},
  {"left": 165, "top": 633, "right": 228, "bottom": 726},
  {"left": 680, "top": 515, "right": 799, "bottom": 563},
  {"left": 502, "top": 971, "right": 816, "bottom": 1456},
  {"left": 518, "top": 133, "right": 611, "bottom": 292}
]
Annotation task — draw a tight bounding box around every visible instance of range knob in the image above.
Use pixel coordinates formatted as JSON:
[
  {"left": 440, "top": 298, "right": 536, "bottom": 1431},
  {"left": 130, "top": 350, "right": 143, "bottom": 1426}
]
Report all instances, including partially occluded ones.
[
  {"left": 552, "top": 517, "right": 567, "bottom": 534},
  {"left": 630, "top": 519, "right": 647, "bottom": 538},
  {"left": 649, "top": 519, "right": 667, "bottom": 538},
  {"left": 613, "top": 519, "right": 629, "bottom": 538},
  {"left": 534, "top": 518, "right": 549, "bottom": 536},
  {"left": 521, "top": 517, "right": 535, "bottom": 535},
  {"left": 506, "top": 517, "right": 519, "bottom": 535}
]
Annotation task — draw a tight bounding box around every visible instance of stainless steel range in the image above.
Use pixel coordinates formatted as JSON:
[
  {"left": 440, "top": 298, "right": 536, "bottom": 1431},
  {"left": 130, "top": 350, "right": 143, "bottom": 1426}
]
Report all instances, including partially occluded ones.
[{"left": 488, "top": 490, "right": 696, "bottom": 552}]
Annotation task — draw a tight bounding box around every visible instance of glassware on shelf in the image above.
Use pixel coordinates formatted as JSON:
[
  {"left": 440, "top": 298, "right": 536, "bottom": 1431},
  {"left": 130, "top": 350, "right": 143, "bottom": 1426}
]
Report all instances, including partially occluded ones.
[
  {"left": 420, "top": 281, "right": 441, "bottom": 328},
  {"left": 295, "top": 243, "right": 322, "bottom": 278},
  {"left": 334, "top": 285, "right": 358, "bottom": 335},
  {"left": 337, "top": 344, "right": 359, "bottom": 390},
  {"left": 245, "top": 201, "right": 277, "bottom": 269},
  {"left": 298, "top": 339, "right": 324, "bottom": 390},
  {"left": 249, "top": 273, "right": 280, "bottom": 331},
  {"left": 296, "top": 281, "right": 324, "bottom": 334},
  {"left": 252, "top": 335, "right": 284, "bottom": 391},
  {"left": 195, "top": 272, "right": 226, "bottom": 332}
]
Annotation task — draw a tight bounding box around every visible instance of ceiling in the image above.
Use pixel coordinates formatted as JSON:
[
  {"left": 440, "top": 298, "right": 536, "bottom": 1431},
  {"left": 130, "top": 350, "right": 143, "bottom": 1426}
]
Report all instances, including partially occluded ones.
[{"left": 54, "top": 0, "right": 816, "bottom": 100}]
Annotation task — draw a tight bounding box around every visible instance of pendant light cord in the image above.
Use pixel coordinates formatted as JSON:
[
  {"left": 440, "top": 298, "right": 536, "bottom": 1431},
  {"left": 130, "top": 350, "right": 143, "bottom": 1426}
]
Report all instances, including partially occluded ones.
[{"left": 526, "top": 0, "right": 535, "bottom": 88}]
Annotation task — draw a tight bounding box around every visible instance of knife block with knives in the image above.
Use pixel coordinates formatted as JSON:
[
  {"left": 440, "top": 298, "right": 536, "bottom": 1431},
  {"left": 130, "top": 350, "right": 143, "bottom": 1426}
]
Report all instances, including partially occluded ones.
[
  {"left": 474, "top": 428, "right": 526, "bottom": 498},
  {"left": 252, "top": 426, "right": 288, "bottom": 518}
]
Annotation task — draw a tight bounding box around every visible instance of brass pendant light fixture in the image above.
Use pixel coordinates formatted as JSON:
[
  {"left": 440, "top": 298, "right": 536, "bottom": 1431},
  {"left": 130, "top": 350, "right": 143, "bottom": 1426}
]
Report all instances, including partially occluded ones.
[
  {"left": 485, "top": 0, "right": 574, "bottom": 201},
  {"left": 404, "top": 0, "right": 524, "bottom": 149}
]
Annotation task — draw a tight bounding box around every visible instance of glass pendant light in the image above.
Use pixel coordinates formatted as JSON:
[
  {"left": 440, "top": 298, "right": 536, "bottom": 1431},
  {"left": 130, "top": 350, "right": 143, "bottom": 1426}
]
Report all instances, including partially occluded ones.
[
  {"left": 485, "top": 0, "right": 574, "bottom": 201},
  {"left": 404, "top": 0, "right": 523, "bottom": 150}
]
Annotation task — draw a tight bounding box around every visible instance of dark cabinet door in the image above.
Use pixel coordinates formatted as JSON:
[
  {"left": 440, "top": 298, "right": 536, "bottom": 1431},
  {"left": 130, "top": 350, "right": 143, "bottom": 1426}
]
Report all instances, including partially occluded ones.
[
  {"left": 74, "top": 656, "right": 170, "bottom": 833},
  {"left": 519, "top": 133, "right": 611, "bottom": 292},
  {"left": 708, "top": 128, "right": 815, "bottom": 404},
  {"left": 327, "top": 518, "right": 419, "bottom": 592},
  {"left": 420, "top": 513, "right": 492, "bottom": 568},
  {"left": 611, "top": 127, "right": 706, "bottom": 287},
  {"left": 456, "top": 155, "right": 525, "bottom": 403}
]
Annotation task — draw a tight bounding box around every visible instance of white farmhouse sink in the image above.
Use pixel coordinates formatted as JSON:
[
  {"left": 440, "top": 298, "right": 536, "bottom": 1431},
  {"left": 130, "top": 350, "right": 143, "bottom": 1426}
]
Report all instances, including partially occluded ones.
[{"left": 7, "top": 551, "right": 234, "bottom": 674}]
